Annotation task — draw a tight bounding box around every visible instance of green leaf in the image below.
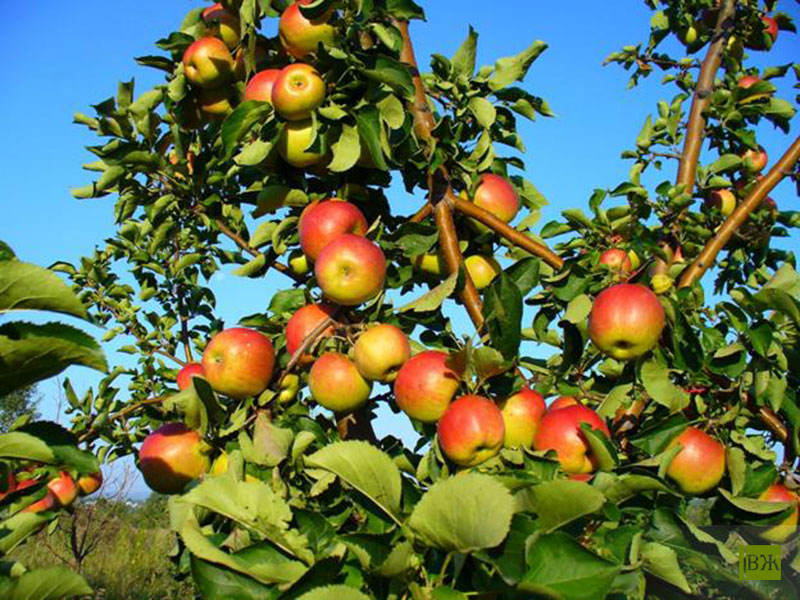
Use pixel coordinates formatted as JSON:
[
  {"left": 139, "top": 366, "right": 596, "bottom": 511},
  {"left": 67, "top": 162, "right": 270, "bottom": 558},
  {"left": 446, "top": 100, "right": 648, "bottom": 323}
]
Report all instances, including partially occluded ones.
[
  {"left": 451, "top": 27, "right": 478, "bottom": 78},
  {"left": 0, "top": 512, "right": 51, "bottom": 554},
  {"left": 468, "top": 97, "right": 497, "bottom": 128},
  {"left": 376, "top": 95, "right": 405, "bottom": 130},
  {"left": 483, "top": 274, "right": 523, "bottom": 361},
  {"left": 191, "top": 556, "right": 278, "bottom": 600},
  {"left": 596, "top": 473, "right": 676, "bottom": 504},
  {"left": 327, "top": 124, "right": 360, "bottom": 173},
  {"left": 221, "top": 101, "right": 273, "bottom": 160},
  {"left": 488, "top": 40, "right": 548, "bottom": 91},
  {"left": 0, "top": 241, "right": 16, "bottom": 262},
  {"left": 519, "top": 532, "right": 620, "bottom": 599},
  {"left": 0, "top": 421, "right": 98, "bottom": 472},
  {"left": 235, "top": 139, "right": 273, "bottom": 166},
  {"left": 0, "top": 321, "right": 107, "bottom": 396},
  {"left": 718, "top": 488, "right": 795, "bottom": 514},
  {"left": 564, "top": 294, "right": 592, "bottom": 324},
  {"left": 1, "top": 567, "right": 92, "bottom": 600},
  {"left": 361, "top": 55, "right": 414, "bottom": 98},
  {"left": 398, "top": 270, "right": 458, "bottom": 313},
  {"left": 708, "top": 154, "right": 742, "bottom": 174},
  {"left": 385, "top": 0, "right": 425, "bottom": 20},
  {"left": 355, "top": 106, "right": 389, "bottom": 170},
  {"left": 295, "top": 586, "right": 371, "bottom": 600},
  {"left": 640, "top": 360, "right": 689, "bottom": 413},
  {"left": 515, "top": 480, "right": 605, "bottom": 532},
  {"left": 232, "top": 254, "right": 267, "bottom": 278},
  {"left": 268, "top": 289, "right": 307, "bottom": 315},
  {"left": 409, "top": 473, "right": 514, "bottom": 553},
  {"left": 640, "top": 541, "right": 691, "bottom": 593},
  {"left": 306, "top": 441, "right": 402, "bottom": 520},
  {"left": 0, "top": 260, "right": 88, "bottom": 319},
  {"left": 580, "top": 424, "right": 617, "bottom": 471}
]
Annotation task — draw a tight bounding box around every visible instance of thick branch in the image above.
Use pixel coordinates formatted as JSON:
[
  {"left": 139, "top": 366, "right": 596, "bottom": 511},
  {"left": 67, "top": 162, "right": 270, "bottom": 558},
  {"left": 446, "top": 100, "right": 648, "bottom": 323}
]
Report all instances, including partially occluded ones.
[
  {"left": 395, "top": 19, "right": 484, "bottom": 329},
  {"left": 451, "top": 194, "right": 564, "bottom": 269},
  {"left": 678, "top": 136, "right": 800, "bottom": 288},
  {"left": 675, "top": 0, "right": 736, "bottom": 194}
]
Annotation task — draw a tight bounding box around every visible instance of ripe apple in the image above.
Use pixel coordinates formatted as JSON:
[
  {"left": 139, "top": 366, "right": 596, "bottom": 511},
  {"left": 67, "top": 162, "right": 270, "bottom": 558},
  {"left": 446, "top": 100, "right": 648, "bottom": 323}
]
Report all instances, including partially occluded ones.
[
  {"left": 286, "top": 303, "right": 336, "bottom": 363},
  {"left": 177, "top": 362, "right": 205, "bottom": 391},
  {"left": 471, "top": 173, "right": 519, "bottom": 225},
  {"left": 47, "top": 471, "right": 78, "bottom": 507},
  {"left": 743, "top": 147, "right": 768, "bottom": 173},
  {"left": 278, "top": 119, "right": 325, "bottom": 168},
  {"left": 761, "top": 16, "right": 779, "bottom": 43},
  {"left": 498, "top": 387, "right": 546, "bottom": 449},
  {"left": 202, "top": 3, "right": 241, "bottom": 49},
  {"left": 707, "top": 189, "right": 736, "bottom": 217},
  {"left": 139, "top": 422, "right": 210, "bottom": 494},
  {"left": 665, "top": 427, "right": 726, "bottom": 495},
  {"left": 438, "top": 395, "right": 505, "bottom": 467},
  {"left": 309, "top": 352, "right": 372, "bottom": 413},
  {"left": 413, "top": 253, "right": 445, "bottom": 277},
  {"left": 245, "top": 69, "right": 282, "bottom": 103},
  {"left": 315, "top": 234, "right": 386, "bottom": 306},
  {"left": 394, "top": 350, "right": 462, "bottom": 423},
  {"left": 202, "top": 327, "right": 275, "bottom": 399},
  {"left": 598, "top": 249, "right": 632, "bottom": 272},
  {"left": 76, "top": 471, "right": 103, "bottom": 496},
  {"left": 588, "top": 283, "right": 666, "bottom": 360},
  {"left": 533, "top": 405, "right": 611, "bottom": 474},
  {"left": 548, "top": 396, "right": 579, "bottom": 411},
  {"left": 298, "top": 199, "right": 368, "bottom": 262},
  {"left": 738, "top": 75, "right": 761, "bottom": 89},
  {"left": 279, "top": 0, "right": 336, "bottom": 59},
  {"left": 353, "top": 324, "right": 411, "bottom": 382},
  {"left": 756, "top": 484, "right": 798, "bottom": 543},
  {"left": 272, "top": 63, "right": 326, "bottom": 121},
  {"left": 464, "top": 255, "right": 502, "bottom": 290},
  {"left": 182, "top": 37, "right": 235, "bottom": 89}
]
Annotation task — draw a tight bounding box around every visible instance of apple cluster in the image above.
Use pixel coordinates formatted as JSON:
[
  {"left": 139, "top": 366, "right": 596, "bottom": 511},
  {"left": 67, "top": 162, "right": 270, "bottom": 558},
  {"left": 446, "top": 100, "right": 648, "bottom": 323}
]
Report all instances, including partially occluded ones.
[{"left": 0, "top": 467, "right": 102, "bottom": 514}]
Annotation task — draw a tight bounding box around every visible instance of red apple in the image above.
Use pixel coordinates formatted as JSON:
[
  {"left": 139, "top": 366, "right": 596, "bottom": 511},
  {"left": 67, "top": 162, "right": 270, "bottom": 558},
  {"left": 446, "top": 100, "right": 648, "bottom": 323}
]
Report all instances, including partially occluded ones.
[
  {"left": 315, "top": 234, "right": 386, "bottom": 306},
  {"left": 588, "top": 283, "right": 666, "bottom": 360},
  {"left": 278, "top": 119, "right": 325, "bottom": 168},
  {"left": 756, "top": 484, "right": 798, "bottom": 543},
  {"left": 202, "top": 3, "right": 241, "bottom": 49},
  {"left": 353, "top": 324, "right": 411, "bottom": 382},
  {"left": 665, "top": 427, "right": 726, "bottom": 495},
  {"left": 177, "top": 362, "right": 206, "bottom": 391},
  {"left": 47, "top": 471, "right": 78, "bottom": 507},
  {"left": 438, "top": 395, "right": 505, "bottom": 467},
  {"left": 245, "top": 69, "right": 282, "bottom": 103},
  {"left": 498, "top": 387, "right": 546, "bottom": 449},
  {"left": 762, "top": 16, "right": 779, "bottom": 43},
  {"left": 77, "top": 471, "right": 103, "bottom": 496},
  {"left": 548, "top": 396, "right": 579, "bottom": 411},
  {"left": 182, "top": 37, "right": 235, "bottom": 89},
  {"left": 742, "top": 147, "right": 768, "bottom": 173},
  {"left": 598, "top": 249, "right": 632, "bottom": 272},
  {"left": 394, "top": 350, "right": 462, "bottom": 423},
  {"left": 272, "top": 63, "right": 326, "bottom": 121},
  {"left": 309, "top": 353, "right": 371, "bottom": 413},
  {"left": 533, "top": 405, "right": 611, "bottom": 474},
  {"left": 202, "top": 327, "right": 275, "bottom": 399},
  {"left": 464, "top": 255, "right": 502, "bottom": 289},
  {"left": 298, "top": 199, "right": 368, "bottom": 262},
  {"left": 707, "top": 189, "right": 736, "bottom": 217},
  {"left": 737, "top": 75, "right": 761, "bottom": 89},
  {"left": 471, "top": 174, "right": 519, "bottom": 225},
  {"left": 285, "top": 303, "right": 337, "bottom": 363},
  {"left": 279, "top": 0, "right": 336, "bottom": 59},
  {"left": 139, "top": 423, "right": 210, "bottom": 494}
]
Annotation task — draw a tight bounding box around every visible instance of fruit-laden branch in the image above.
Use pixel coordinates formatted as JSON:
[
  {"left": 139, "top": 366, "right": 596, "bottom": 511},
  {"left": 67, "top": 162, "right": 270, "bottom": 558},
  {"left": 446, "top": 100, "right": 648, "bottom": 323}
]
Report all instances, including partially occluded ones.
[
  {"left": 451, "top": 194, "right": 564, "bottom": 269},
  {"left": 395, "top": 18, "right": 485, "bottom": 330},
  {"left": 678, "top": 136, "right": 800, "bottom": 288},
  {"left": 675, "top": 0, "right": 737, "bottom": 194},
  {"left": 212, "top": 217, "right": 305, "bottom": 284}
]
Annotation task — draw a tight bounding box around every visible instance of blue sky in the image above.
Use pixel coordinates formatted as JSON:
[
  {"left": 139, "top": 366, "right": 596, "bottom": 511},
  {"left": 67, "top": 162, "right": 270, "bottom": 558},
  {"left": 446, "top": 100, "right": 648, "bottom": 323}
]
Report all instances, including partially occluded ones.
[{"left": 2, "top": 1, "right": 798, "bottom": 497}]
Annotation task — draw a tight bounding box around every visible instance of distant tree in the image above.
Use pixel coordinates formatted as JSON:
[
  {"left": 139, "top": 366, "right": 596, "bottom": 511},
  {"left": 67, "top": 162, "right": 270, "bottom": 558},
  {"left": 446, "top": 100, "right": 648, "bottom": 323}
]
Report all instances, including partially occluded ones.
[{"left": 0, "top": 385, "right": 40, "bottom": 433}]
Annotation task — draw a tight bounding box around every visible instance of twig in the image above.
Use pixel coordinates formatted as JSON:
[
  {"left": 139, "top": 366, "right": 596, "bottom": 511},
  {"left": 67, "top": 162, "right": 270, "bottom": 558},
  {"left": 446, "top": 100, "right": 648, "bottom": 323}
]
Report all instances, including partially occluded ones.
[
  {"left": 410, "top": 203, "right": 432, "bottom": 223},
  {"left": 78, "top": 395, "right": 170, "bottom": 443},
  {"left": 675, "top": 0, "right": 736, "bottom": 195},
  {"left": 678, "top": 136, "right": 800, "bottom": 288},
  {"left": 451, "top": 194, "right": 564, "bottom": 269}
]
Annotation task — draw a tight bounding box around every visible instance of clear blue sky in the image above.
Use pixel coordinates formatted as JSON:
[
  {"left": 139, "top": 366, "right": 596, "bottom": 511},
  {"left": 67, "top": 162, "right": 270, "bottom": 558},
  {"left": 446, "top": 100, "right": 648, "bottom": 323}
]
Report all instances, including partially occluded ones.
[{"left": 2, "top": 1, "right": 797, "bottom": 498}]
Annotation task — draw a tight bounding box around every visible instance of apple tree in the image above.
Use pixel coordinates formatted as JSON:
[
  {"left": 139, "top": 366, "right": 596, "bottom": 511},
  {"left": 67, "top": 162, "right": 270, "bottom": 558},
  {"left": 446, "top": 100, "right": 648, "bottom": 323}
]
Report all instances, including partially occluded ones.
[{"left": 2, "top": 0, "right": 800, "bottom": 598}]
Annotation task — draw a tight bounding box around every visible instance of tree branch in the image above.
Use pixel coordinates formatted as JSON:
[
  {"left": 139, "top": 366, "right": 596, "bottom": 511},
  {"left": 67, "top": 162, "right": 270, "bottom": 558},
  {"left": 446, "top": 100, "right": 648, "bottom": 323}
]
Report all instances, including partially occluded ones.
[
  {"left": 451, "top": 194, "right": 564, "bottom": 269},
  {"left": 78, "top": 395, "right": 169, "bottom": 443},
  {"left": 678, "top": 136, "right": 800, "bottom": 288},
  {"left": 675, "top": 0, "right": 736, "bottom": 195}
]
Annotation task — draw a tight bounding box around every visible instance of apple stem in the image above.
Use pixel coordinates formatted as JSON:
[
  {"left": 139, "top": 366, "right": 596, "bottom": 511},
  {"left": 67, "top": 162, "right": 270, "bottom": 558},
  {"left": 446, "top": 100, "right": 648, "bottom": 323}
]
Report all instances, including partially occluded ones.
[
  {"left": 675, "top": 0, "right": 736, "bottom": 197},
  {"left": 678, "top": 136, "right": 800, "bottom": 288}
]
